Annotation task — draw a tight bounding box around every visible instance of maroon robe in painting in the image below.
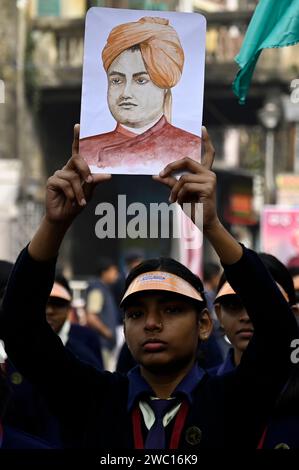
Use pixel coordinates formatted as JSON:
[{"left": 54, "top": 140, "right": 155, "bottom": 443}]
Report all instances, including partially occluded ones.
[{"left": 79, "top": 116, "right": 201, "bottom": 174}]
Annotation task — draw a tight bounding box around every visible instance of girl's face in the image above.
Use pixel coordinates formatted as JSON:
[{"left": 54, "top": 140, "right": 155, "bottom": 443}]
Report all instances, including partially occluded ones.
[
  {"left": 215, "top": 295, "right": 254, "bottom": 355},
  {"left": 46, "top": 297, "right": 71, "bottom": 334},
  {"left": 123, "top": 291, "right": 212, "bottom": 374}
]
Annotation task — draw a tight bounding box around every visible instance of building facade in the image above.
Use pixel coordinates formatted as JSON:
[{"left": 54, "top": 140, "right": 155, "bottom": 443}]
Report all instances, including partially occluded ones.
[{"left": 3, "top": 0, "right": 299, "bottom": 272}]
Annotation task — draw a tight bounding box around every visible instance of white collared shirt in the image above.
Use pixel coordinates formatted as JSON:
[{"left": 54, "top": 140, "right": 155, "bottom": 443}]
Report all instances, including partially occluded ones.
[
  {"left": 58, "top": 320, "right": 71, "bottom": 346},
  {"left": 0, "top": 340, "right": 7, "bottom": 364},
  {"left": 139, "top": 397, "right": 182, "bottom": 430}
]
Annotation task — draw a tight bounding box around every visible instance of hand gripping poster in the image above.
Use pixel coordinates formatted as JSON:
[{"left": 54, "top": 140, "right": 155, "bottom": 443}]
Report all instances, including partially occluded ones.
[{"left": 79, "top": 7, "right": 206, "bottom": 175}]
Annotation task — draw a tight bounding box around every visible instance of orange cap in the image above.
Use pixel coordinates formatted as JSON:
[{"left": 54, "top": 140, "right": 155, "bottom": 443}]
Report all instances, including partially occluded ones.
[
  {"left": 120, "top": 271, "right": 204, "bottom": 306},
  {"left": 214, "top": 282, "right": 236, "bottom": 302},
  {"left": 50, "top": 282, "right": 71, "bottom": 302},
  {"left": 214, "top": 281, "right": 289, "bottom": 303}
]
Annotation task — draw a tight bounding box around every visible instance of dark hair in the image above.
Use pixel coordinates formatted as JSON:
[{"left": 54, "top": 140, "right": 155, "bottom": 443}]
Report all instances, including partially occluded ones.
[
  {"left": 124, "top": 257, "right": 207, "bottom": 311},
  {"left": 288, "top": 266, "right": 299, "bottom": 278},
  {"left": 215, "top": 252, "right": 296, "bottom": 306},
  {"left": 97, "top": 257, "right": 116, "bottom": 277},
  {"left": 0, "top": 261, "right": 13, "bottom": 302},
  {"left": 203, "top": 262, "right": 221, "bottom": 282},
  {"left": 258, "top": 252, "right": 296, "bottom": 306},
  {"left": 124, "top": 248, "right": 144, "bottom": 265}
]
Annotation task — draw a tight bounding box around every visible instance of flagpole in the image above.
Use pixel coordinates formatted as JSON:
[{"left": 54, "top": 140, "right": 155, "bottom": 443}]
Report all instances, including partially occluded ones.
[
  {"left": 294, "top": 123, "right": 299, "bottom": 174},
  {"left": 264, "top": 129, "right": 275, "bottom": 204}
]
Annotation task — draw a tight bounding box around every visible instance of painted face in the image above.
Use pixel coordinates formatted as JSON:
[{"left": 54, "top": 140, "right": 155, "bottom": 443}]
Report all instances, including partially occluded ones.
[
  {"left": 123, "top": 292, "right": 208, "bottom": 374},
  {"left": 215, "top": 295, "right": 254, "bottom": 355},
  {"left": 107, "top": 48, "right": 165, "bottom": 129},
  {"left": 46, "top": 297, "right": 71, "bottom": 334}
]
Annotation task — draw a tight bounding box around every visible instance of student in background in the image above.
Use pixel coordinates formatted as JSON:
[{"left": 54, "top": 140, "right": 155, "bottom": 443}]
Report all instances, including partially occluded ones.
[
  {"left": 211, "top": 252, "right": 298, "bottom": 376},
  {"left": 47, "top": 276, "right": 104, "bottom": 370},
  {"left": 203, "top": 262, "right": 221, "bottom": 311},
  {"left": 5, "top": 275, "right": 104, "bottom": 446},
  {"left": 86, "top": 258, "right": 119, "bottom": 370},
  {"left": 0, "top": 261, "right": 52, "bottom": 449}
]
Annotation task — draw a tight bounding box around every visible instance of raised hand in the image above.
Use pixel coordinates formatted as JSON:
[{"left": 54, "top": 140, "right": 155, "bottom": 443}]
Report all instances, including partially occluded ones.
[
  {"left": 153, "top": 127, "right": 218, "bottom": 231},
  {"left": 46, "top": 124, "right": 111, "bottom": 224}
]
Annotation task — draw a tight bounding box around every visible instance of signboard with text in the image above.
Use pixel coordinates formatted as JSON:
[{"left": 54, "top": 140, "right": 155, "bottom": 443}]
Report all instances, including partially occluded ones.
[
  {"left": 276, "top": 173, "right": 299, "bottom": 206},
  {"left": 261, "top": 206, "right": 299, "bottom": 265}
]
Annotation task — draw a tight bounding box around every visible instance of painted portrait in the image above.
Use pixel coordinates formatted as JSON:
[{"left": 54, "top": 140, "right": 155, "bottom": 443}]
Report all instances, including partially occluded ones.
[{"left": 79, "top": 8, "right": 206, "bottom": 175}]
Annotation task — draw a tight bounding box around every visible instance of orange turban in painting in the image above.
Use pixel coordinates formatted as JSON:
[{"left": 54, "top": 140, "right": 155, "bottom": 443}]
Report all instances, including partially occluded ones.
[{"left": 102, "top": 17, "right": 185, "bottom": 89}]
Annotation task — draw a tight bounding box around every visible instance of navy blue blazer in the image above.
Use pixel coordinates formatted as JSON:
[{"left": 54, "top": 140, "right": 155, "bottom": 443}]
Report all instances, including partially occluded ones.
[
  {"left": 2, "top": 425, "right": 52, "bottom": 449},
  {"left": 3, "top": 324, "right": 103, "bottom": 446},
  {"left": 208, "top": 348, "right": 235, "bottom": 377},
  {"left": 67, "top": 323, "right": 103, "bottom": 370}
]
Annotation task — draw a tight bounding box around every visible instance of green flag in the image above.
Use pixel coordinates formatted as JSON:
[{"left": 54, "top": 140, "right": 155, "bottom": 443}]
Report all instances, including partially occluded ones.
[{"left": 233, "top": 0, "right": 299, "bottom": 104}]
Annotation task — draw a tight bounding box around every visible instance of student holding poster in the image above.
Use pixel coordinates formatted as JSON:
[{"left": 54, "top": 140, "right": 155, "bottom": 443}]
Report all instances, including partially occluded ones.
[
  {"left": 0, "top": 126, "right": 297, "bottom": 450},
  {"left": 79, "top": 9, "right": 205, "bottom": 174}
]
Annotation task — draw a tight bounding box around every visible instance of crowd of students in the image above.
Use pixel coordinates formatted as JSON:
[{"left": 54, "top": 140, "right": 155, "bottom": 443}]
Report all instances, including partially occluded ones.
[{"left": 0, "top": 126, "right": 298, "bottom": 450}]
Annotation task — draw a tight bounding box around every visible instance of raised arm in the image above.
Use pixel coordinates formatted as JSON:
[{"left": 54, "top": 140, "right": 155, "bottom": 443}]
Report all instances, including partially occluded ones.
[
  {"left": 153, "top": 127, "right": 242, "bottom": 265},
  {"left": 154, "top": 127, "right": 298, "bottom": 377},
  {"left": 0, "top": 125, "right": 112, "bottom": 415}
]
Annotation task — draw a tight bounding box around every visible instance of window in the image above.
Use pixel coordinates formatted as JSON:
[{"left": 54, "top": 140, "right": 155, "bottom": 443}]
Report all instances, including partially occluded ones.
[
  {"left": 88, "top": 0, "right": 105, "bottom": 5},
  {"left": 129, "top": 0, "right": 170, "bottom": 10},
  {"left": 38, "top": 0, "right": 61, "bottom": 16}
]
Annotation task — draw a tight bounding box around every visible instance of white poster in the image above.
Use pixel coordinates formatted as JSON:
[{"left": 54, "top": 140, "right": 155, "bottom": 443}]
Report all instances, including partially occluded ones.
[{"left": 79, "top": 7, "right": 206, "bottom": 175}]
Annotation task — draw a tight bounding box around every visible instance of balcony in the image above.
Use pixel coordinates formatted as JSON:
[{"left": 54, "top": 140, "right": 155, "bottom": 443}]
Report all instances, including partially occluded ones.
[
  {"left": 203, "top": 10, "right": 299, "bottom": 86},
  {"left": 29, "top": 17, "right": 84, "bottom": 88},
  {"left": 28, "top": 10, "right": 299, "bottom": 91}
]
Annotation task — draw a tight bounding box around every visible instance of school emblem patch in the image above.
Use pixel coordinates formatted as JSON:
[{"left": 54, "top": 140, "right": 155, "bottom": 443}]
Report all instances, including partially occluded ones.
[{"left": 185, "top": 426, "right": 202, "bottom": 446}]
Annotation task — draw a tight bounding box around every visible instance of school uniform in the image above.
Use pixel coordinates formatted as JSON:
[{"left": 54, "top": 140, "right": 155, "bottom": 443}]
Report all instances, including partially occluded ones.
[
  {"left": 197, "top": 331, "right": 224, "bottom": 369},
  {"left": 1, "top": 423, "right": 52, "bottom": 449},
  {"left": 3, "top": 322, "right": 103, "bottom": 446},
  {"left": 0, "top": 245, "right": 297, "bottom": 449},
  {"left": 64, "top": 322, "right": 104, "bottom": 370},
  {"left": 208, "top": 342, "right": 299, "bottom": 448},
  {"left": 258, "top": 416, "right": 299, "bottom": 449},
  {"left": 208, "top": 348, "right": 235, "bottom": 377},
  {"left": 86, "top": 279, "right": 118, "bottom": 351}
]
